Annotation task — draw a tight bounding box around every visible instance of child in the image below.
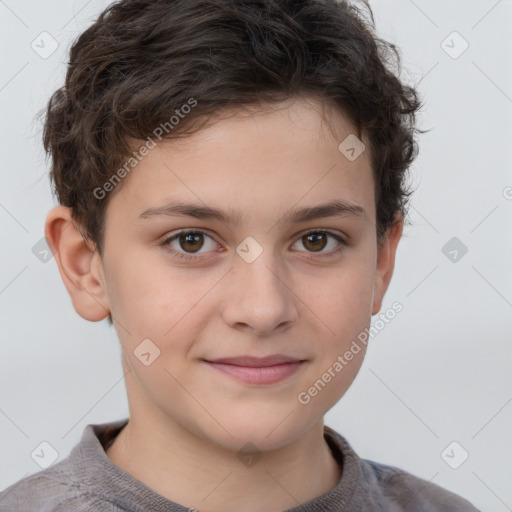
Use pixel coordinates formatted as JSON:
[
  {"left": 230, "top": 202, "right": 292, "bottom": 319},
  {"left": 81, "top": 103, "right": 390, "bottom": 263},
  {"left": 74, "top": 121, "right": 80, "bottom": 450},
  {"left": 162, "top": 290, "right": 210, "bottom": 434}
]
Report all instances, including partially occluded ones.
[{"left": 0, "top": 0, "right": 480, "bottom": 510}]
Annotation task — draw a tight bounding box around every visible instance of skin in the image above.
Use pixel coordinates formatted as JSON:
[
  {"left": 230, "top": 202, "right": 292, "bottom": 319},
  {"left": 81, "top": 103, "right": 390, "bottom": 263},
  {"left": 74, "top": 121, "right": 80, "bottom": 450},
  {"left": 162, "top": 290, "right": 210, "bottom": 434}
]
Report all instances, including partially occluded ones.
[{"left": 45, "top": 96, "right": 402, "bottom": 512}]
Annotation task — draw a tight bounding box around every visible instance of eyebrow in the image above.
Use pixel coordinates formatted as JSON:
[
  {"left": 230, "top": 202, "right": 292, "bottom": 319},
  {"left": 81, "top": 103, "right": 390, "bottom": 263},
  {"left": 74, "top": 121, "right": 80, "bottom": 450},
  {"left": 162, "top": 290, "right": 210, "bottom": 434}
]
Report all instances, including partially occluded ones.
[{"left": 138, "top": 199, "right": 367, "bottom": 225}]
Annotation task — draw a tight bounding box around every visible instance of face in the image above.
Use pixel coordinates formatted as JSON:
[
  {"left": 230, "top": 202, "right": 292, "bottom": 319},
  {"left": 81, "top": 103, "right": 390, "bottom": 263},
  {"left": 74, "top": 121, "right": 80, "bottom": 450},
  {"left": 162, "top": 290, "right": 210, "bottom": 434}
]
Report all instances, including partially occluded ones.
[{"left": 51, "top": 97, "right": 401, "bottom": 452}]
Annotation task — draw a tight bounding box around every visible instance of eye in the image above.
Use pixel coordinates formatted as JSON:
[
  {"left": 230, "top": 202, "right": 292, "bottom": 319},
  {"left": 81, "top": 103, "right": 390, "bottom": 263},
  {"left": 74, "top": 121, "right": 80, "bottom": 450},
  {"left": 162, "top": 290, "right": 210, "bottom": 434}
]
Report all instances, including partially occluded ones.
[
  {"left": 161, "top": 230, "right": 220, "bottom": 261},
  {"left": 291, "top": 229, "right": 347, "bottom": 257}
]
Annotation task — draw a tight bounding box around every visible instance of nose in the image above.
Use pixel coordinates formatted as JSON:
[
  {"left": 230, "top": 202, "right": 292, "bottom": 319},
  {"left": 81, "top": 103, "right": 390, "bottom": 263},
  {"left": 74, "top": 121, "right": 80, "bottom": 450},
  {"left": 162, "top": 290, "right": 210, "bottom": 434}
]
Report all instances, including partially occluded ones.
[{"left": 220, "top": 251, "right": 299, "bottom": 336}]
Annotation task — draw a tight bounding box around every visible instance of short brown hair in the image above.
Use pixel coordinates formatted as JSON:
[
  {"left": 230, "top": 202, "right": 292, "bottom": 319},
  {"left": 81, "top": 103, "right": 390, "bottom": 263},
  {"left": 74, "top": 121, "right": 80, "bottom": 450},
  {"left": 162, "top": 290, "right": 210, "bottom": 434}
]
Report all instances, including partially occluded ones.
[{"left": 41, "top": 0, "right": 423, "bottom": 323}]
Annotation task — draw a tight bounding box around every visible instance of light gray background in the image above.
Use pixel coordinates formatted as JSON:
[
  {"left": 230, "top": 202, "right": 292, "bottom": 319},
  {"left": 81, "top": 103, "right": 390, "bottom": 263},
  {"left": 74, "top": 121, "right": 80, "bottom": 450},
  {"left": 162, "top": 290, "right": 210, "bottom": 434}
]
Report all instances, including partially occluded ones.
[{"left": 1, "top": 1, "right": 511, "bottom": 510}]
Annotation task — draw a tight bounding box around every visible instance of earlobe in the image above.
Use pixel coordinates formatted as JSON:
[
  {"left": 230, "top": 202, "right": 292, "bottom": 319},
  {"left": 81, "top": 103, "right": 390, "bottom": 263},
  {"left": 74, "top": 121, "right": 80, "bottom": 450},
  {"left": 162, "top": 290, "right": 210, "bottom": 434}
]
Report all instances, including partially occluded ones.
[
  {"left": 44, "top": 205, "right": 111, "bottom": 322},
  {"left": 371, "top": 212, "right": 403, "bottom": 315}
]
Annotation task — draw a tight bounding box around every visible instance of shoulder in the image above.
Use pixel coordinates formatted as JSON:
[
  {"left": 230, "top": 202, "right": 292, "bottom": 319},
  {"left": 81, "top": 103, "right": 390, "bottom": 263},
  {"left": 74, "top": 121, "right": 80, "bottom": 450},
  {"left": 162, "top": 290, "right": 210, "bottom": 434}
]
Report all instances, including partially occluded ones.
[
  {"left": 0, "top": 420, "right": 130, "bottom": 512},
  {"left": 359, "top": 458, "right": 481, "bottom": 512},
  {"left": 0, "top": 463, "right": 113, "bottom": 512},
  {"left": 321, "top": 426, "right": 480, "bottom": 512}
]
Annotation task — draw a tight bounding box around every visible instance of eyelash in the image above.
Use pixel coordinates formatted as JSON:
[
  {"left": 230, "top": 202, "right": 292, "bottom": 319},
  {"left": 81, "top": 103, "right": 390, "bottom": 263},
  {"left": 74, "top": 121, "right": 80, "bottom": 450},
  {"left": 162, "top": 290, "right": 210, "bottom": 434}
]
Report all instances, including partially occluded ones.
[{"left": 161, "top": 229, "right": 348, "bottom": 261}]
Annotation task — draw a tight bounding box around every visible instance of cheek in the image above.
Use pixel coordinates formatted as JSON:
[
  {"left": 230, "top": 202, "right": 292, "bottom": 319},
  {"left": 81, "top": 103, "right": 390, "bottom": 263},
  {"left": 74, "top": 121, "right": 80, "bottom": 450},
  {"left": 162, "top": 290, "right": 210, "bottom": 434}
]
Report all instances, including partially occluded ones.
[
  {"left": 105, "top": 250, "right": 214, "bottom": 329},
  {"left": 297, "top": 280, "right": 372, "bottom": 414},
  {"left": 107, "top": 266, "right": 221, "bottom": 377},
  {"left": 303, "top": 257, "right": 375, "bottom": 330},
  {"left": 301, "top": 256, "right": 374, "bottom": 386}
]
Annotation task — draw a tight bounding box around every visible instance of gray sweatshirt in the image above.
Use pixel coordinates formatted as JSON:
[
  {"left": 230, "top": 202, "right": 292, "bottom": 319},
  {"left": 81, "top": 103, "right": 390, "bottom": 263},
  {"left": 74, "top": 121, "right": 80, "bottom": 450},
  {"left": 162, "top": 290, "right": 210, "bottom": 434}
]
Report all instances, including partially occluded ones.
[{"left": 0, "top": 418, "right": 480, "bottom": 511}]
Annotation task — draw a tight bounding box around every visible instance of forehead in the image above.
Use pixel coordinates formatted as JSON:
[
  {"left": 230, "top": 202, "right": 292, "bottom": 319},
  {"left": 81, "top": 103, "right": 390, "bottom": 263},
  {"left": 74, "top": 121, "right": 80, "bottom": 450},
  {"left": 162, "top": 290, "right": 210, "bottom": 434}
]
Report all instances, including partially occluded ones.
[{"left": 105, "top": 97, "right": 374, "bottom": 227}]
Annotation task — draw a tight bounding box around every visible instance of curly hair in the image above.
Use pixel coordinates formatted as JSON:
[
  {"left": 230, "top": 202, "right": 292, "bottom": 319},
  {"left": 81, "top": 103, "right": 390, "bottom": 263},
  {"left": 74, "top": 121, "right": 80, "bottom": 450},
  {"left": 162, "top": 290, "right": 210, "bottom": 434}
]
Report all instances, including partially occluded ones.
[{"left": 41, "top": 0, "right": 423, "bottom": 323}]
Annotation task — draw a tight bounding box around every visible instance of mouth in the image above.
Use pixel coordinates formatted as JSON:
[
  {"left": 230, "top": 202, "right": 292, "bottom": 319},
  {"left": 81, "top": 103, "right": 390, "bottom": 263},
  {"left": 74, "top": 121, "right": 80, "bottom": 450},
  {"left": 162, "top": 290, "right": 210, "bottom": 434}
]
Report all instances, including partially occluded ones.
[
  {"left": 203, "top": 355, "right": 306, "bottom": 385},
  {"left": 206, "top": 355, "right": 304, "bottom": 366}
]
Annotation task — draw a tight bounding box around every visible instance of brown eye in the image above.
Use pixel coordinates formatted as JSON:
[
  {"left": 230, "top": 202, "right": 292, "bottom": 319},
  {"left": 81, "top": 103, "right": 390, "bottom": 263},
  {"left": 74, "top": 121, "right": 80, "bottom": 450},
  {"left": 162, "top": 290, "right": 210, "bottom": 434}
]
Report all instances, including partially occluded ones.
[
  {"left": 302, "top": 232, "right": 328, "bottom": 252},
  {"left": 162, "top": 230, "right": 219, "bottom": 260},
  {"left": 178, "top": 232, "right": 205, "bottom": 253},
  {"left": 292, "top": 230, "right": 347, "bottom": 256}
]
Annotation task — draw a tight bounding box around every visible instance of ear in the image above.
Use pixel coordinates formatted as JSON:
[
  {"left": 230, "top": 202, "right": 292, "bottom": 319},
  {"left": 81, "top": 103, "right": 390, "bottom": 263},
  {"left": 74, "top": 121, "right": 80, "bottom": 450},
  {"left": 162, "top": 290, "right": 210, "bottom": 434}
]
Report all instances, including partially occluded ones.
[
  {"left": 372, "top": 211, "right": 403, "bottom": 315},
  {"left": 44, "top": 205, "right": 110, "bottom": 322}
]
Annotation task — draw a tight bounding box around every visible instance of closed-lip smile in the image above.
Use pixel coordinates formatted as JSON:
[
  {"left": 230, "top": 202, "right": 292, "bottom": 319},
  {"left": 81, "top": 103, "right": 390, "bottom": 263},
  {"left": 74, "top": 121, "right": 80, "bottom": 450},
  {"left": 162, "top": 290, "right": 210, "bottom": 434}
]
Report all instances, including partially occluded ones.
[
  {"left": 205, "top": 355, "right": 304, "bottom": 367},
  {"left": 203, "top": 355, "right": 306, "bottom": 385}
]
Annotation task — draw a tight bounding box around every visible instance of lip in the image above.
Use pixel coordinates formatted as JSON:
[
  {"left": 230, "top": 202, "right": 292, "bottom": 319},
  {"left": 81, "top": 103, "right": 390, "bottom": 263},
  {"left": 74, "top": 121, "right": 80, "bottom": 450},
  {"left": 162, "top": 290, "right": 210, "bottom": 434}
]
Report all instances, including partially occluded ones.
[
  {"left": 203, "top": 355, "right": 306, "bottom": 385},
  {"left": 207, "top": 355, "right": 302, "bottom": 367}
]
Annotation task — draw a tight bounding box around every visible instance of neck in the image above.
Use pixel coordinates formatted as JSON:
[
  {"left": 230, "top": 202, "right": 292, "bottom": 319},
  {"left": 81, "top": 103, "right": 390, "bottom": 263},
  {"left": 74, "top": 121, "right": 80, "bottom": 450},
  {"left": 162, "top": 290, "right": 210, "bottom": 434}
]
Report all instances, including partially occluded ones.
[{"left": 106, "top": 414, "right": 342, "bottom": 512}]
